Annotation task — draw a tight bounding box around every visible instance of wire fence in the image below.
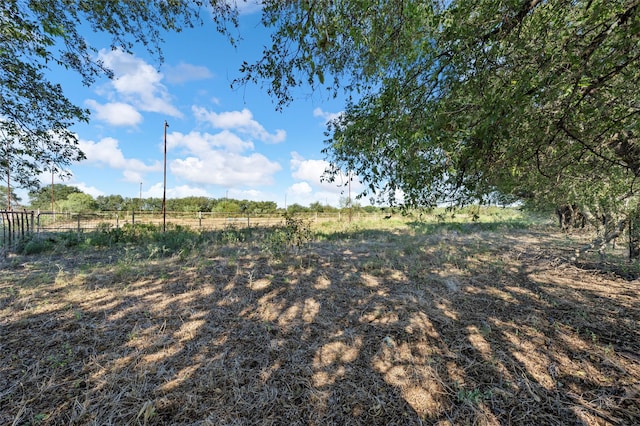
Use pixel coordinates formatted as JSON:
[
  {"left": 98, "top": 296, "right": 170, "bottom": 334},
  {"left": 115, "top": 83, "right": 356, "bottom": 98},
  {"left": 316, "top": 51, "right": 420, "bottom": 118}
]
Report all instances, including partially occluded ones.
[
  {"left": 1, "top": 210, "right": 36, "bottom": 251},
  {"left": 0, "top": 210, "right": 377, "bottom": 251}
]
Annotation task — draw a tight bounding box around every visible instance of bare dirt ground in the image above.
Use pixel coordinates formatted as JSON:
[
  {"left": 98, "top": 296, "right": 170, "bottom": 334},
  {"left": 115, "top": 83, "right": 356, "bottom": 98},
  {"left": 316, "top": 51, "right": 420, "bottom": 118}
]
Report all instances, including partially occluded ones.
[{"left": 0, "top": 224, "right": 638, "bottom": 425}]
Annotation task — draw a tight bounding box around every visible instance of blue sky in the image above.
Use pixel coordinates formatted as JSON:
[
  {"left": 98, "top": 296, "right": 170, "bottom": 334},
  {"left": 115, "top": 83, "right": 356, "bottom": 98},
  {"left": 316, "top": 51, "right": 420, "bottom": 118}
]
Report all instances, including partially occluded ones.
[{"left": 32, "top": 3, "right": 362, "bottom": 208}]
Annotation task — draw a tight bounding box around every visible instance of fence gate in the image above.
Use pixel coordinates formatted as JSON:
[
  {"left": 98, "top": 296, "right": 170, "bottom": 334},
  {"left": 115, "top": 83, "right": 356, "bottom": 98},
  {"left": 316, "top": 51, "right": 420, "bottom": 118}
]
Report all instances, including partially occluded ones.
[{"left": 1, "top": 210, "right": 35, "bottom": 253}]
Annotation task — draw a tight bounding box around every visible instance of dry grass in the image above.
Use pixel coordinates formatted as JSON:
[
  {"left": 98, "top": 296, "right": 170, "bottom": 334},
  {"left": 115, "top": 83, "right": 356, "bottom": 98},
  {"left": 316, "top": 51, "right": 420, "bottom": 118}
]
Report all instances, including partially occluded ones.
[{"left": 0, "top": 219, "right": 638, "bottom": 425}]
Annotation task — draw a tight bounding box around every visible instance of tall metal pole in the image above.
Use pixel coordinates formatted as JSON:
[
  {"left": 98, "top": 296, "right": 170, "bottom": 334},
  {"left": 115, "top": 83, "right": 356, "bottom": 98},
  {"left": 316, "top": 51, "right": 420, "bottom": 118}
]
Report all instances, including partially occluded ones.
[
  {"left": 6, "top": 139, "right": 10, "bottom": 211},
  {"left": 6, "top": 166, "right": 10, "bottom": 211},
  {"left": 139, "top": 182, "right": 142, "bottom": 211},
  {"left": 51, "top": 167, "right": 54, "bottom": 212},
  {"left": 162, "top": 120, "right": 169, "bottom": 232},
  {"left": 348, "top": 170, "right": 352, "bottom": 223}
]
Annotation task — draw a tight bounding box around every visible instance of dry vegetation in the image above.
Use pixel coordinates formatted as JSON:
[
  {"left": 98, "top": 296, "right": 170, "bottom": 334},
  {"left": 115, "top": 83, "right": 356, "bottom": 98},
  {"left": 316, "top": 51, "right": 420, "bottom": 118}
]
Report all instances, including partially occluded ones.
[{"left": 1, "top": 213, "right": 639, "bottom": 425}]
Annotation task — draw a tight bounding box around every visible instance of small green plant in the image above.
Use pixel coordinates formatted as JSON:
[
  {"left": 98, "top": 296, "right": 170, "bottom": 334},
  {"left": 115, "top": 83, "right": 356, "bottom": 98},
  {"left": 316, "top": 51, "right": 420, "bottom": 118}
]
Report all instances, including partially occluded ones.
[
  {"left": 218, "top": 223, "right": 251, "bottom": 244},
  {"left": 86, "top": 222, "right": 117, "bottom": 246},
  {"left": 152, "top": 225, "right": 197, "bottom": 256},
  {"left": 33, "top": 413, "right": 49, "bottom": 424},
  {"left": 456, "top": 386, "right": 492, "bottom": 405},
  {"left": 262, "top": 228, "right": 287, "bottom": 259},
  {"left": 261, "top": 212, "right": 313, "bottom": 258},
  {"left": 47, "top": 342, "right": 73, "bottom": 369},
  {"left": 283, "top": 212, "right": 313, "bottom": 249}
]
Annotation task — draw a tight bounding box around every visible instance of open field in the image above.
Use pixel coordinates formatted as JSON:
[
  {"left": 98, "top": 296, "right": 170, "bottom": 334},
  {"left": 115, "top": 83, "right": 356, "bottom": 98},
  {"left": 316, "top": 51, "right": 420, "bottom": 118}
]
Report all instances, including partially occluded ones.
[
  {"left": 1, "top": 212, "right": 639, "bottom": 425},
  {"left": 1, "top": 211, "right": 374, "bottom": 236}
]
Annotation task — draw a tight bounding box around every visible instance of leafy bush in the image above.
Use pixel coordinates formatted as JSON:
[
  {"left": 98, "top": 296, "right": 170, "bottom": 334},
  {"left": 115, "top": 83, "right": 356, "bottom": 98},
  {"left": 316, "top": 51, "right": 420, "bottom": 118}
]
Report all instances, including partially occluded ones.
[
  {"left": 262, "top": 212, "right": 313, "bottom": 258},
  {"left": 217, "top": 223, "right": 252, "bottom": 244},
  {"left": 85, "top": 222, "right": 117, "bottom": 246},
  {"left": 122, "top": 223, "right": 160, "bottom": 242},
  {"left": 283, "top": 212, "right": 313, "bottom": 249},
  {"left": 18, "top": 236, "right": 55, "bottom": 255},
  {"left": 152, "top": 224, "right": 198, "bottom": 256},
  {"left": 262, "top": 228, "right": 290, "bottom": 259},
  {"left": 85, "top": 222, "right": 161, "bottom": 247},
  {"left": 59, "top": 231, "right": 81, "bottom": 247},
  {"left": 16, "top": 232, "right": 79, "bottom": 255}
]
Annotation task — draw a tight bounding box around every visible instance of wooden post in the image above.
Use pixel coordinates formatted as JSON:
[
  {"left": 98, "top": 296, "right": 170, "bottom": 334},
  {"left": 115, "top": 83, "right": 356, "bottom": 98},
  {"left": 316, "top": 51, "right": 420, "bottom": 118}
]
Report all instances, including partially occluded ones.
[{"left": 162, "top": 120, "right": 169, "bottom": 233}]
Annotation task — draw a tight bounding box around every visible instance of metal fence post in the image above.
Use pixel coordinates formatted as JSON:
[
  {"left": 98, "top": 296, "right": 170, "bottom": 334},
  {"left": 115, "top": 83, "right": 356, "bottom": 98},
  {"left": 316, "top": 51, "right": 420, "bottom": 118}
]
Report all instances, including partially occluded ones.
[{"left": 19, "top": 211, "right": 24, "bottom": 238}]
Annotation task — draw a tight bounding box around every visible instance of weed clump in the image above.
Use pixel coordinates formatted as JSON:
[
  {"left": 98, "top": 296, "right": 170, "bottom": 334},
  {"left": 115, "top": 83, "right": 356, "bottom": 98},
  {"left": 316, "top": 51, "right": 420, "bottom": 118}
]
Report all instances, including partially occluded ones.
[{"left": 262, "top": 212, "right": 313, "bottom": 259}]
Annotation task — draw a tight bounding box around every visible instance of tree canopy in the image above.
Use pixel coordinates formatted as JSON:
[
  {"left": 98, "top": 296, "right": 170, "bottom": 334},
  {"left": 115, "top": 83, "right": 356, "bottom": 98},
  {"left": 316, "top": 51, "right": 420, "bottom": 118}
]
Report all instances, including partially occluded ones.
[
  {"left": 240, "top": 0, "right": 640, "bottom": 216},
  {"left": 58, "top": 192, "right": 97, "bottom": 213},
  {"left": 1, "top": 0, "right": 237, "bottom": 190},
  {"left": 0, "top": 185, "right": 20, "bottom": 210},
  {"left": 5, "top": 0, "right": 638, "bottom": 226},
  {"left": 28, "top": 183, "right": 82, "bottom": 210}
]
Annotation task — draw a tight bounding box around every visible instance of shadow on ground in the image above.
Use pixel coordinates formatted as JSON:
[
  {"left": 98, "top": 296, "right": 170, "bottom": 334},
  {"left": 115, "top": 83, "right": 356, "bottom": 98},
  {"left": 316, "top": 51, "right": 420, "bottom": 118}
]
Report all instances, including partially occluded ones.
[{"left": 1, "top": 225, "right": 638, "bottom": 425}]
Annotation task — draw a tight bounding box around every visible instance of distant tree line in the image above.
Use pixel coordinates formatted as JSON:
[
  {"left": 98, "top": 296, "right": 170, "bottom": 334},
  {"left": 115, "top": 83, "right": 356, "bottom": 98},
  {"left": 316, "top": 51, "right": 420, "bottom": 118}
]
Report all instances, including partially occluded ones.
[{"left": 24, "top": 184, "right": 380, "bottom": 214}]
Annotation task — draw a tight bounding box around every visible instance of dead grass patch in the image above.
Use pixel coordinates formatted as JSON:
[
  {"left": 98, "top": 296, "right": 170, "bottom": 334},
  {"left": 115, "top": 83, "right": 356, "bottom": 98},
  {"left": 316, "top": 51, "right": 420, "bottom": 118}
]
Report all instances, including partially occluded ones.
[{"left": 0, "top": 224, "right": 638, "bottom": 425}]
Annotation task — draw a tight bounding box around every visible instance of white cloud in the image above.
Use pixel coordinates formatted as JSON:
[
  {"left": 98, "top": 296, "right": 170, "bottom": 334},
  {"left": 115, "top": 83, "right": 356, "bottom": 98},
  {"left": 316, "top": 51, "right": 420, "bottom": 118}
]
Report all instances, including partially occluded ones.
[
  {"left": 171, "top": 153, "right": 280, "bottom": 187},
  {"left": 285, "top": 187, "right": 343, "bottom": 208},
  {"left": 228, "top": 188, "right": 276, "bottom": 202},
  {"left": 169, "top": 185, "right": 211, "bottom": 198},
  {"left": 144, "top": 183, "right": 211, "bottom": 199},
  {"left": 287, "top": 152, "right": 366, "bottom": 207},
  {"left": 123, "top": 170, "right": 144, "bottom": 184},
  {"left": 233, "top": 0, "right": 262, "bottom": 15},
  {"left": 290, "top": 152, "right": 331, "bottom": 184},
  {"left": 193, "top": 106, "right": 286, "bottom": 143},
  {"left": 142, "top": 182, "right": 211, "bottom": 198},
  {"left": 85, "top": 99, "right": 143, "bottom": 126},
  {"left": 167, "top": 130, "right": 281, "bottom": 187},
  {"left": 72, "top": 183, "right": 105, "bottom": 198},
  {"left": 78, "top": 137, "right": 161, "bottom": 183},
  {"left": 290, "top": 152, "right": 363, "bottom": 191},
  {"left": 313, "top": 107, "right": 342, "bottom": 123},
  {"left": 288, "top": 181, "right": 313, "bottom": 196},
  {"left": 164, "top": 62, "right": 213, "bottom": 84},
  {"left": 168, "top": 130, "right": 253, "bottom": 155},
  {"left": 97, "top": 49, "right": 182, "bottom": 117},
  {"left": 143, "top": 182, "right": 164, "bottom": 198}
]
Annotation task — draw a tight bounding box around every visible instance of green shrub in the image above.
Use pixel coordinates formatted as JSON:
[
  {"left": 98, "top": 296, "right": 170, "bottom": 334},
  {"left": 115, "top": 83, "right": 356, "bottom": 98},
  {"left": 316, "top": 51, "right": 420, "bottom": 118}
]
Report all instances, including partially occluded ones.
[
  {"left": 262, "top": 228, "right": 289, "bottom": 259},
  {"left": 261, "top": 212, "right": 313, "bottom": 258},
  {"left": 19, "top": 236, "right": 55, "bottom": 255},
  {"left": 217, "top": 223, "right": 252, "bottom": 244},
  {"left": 152, "top": 225, "right": 197, "bottom": 256},
  {"left": 59, "top": 232, "right": 81, "bottom": 247},
  {"left": 86, "top": 222, "right": 118, "bottom": 246}
]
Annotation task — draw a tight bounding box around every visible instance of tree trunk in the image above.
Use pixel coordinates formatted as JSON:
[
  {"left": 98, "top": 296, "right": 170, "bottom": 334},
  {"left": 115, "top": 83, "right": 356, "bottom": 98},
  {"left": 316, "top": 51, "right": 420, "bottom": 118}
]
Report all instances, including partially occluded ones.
[
  {"left": 629, "top": 209, "right": 640, "bottom": 260},
  {"left": 572, "top": 217, "right": 627, "bottom": 260}
]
